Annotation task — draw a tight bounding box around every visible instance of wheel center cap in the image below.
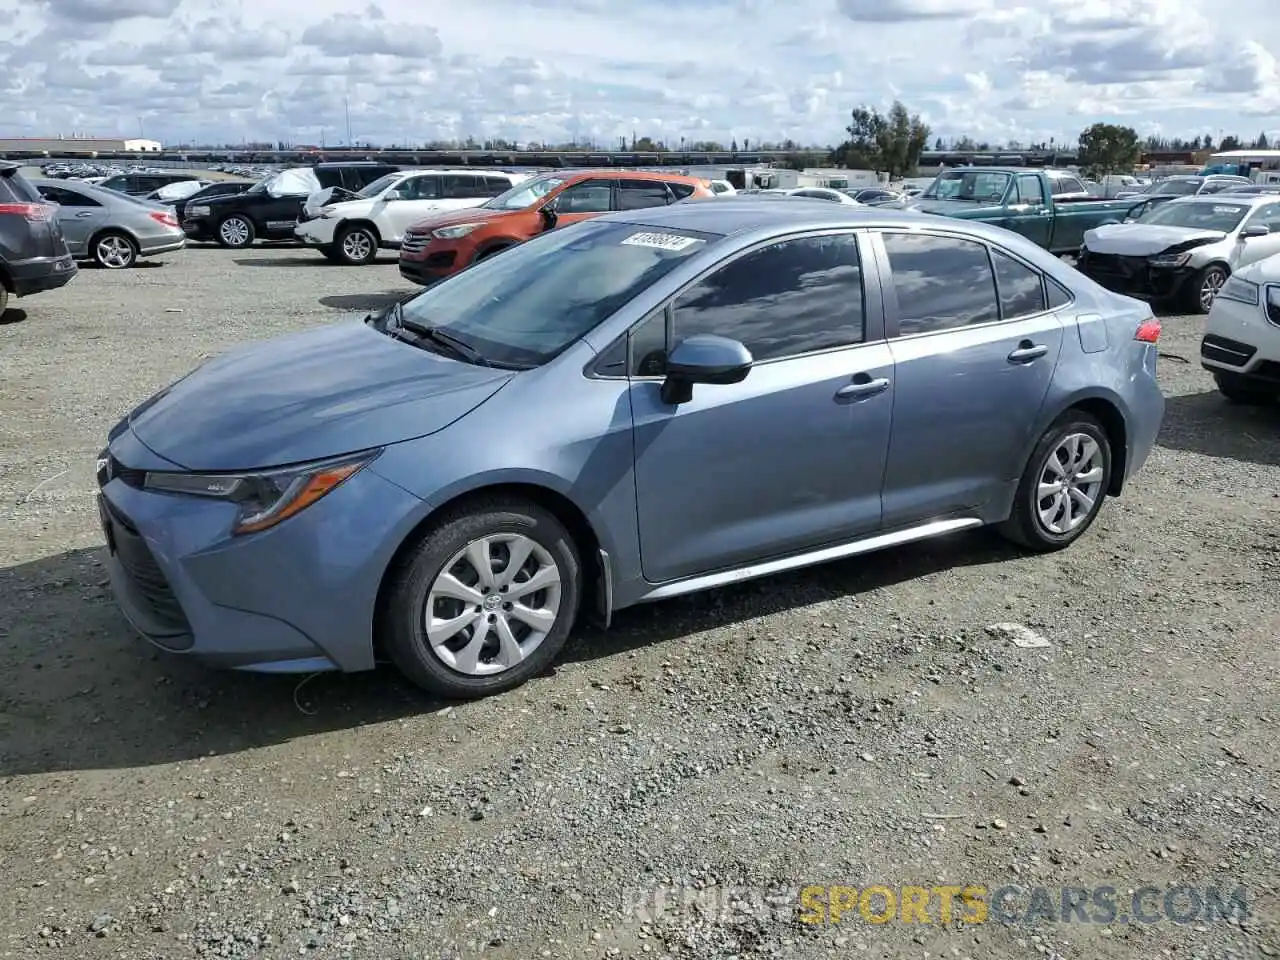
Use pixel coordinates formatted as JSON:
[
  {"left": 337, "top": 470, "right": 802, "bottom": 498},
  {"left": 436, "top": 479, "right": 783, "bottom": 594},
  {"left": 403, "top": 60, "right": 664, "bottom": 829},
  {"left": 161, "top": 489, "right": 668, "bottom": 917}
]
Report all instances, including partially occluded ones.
[{"left": 483, "top": 594, "right": 501, "bottom": 611}]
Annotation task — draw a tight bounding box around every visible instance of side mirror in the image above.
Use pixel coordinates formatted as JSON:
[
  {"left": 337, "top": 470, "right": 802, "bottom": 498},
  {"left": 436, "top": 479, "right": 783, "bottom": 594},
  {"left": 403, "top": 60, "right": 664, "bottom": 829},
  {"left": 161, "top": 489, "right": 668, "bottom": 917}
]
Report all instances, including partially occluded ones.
[
  {"left": 660, "top": 335, "right": 753, "bottom": 405},
  {"left": 1123, "top": 217, "right": 1134, "bottom": 223},
  {"left": 383, "top": 189, "right": 403, "bottom": 201},
  {"left": 539, "top": 199, "right": 559, "bottom": 229},
  {"left": 1241, "top": 224, "right": 1270, "bottom": 239}
]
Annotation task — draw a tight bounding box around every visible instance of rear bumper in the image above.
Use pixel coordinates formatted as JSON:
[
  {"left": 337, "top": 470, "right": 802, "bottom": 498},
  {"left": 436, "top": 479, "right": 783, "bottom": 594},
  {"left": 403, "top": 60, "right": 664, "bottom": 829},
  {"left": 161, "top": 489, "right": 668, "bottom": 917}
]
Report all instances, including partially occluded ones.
[{"left": 8, "top": 253, "right": 77, "bottom": 297}]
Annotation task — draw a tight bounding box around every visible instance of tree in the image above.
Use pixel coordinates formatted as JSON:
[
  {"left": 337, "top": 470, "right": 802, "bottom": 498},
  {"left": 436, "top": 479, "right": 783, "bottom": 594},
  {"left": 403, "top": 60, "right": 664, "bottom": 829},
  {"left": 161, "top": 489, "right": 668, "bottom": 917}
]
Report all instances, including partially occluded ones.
[
  {"left": 1256, "top": 131, "right": 1269, "bottom": 149},
  {"left": 836, "top": 101, "right": 930, "bottom": 177},
  {"left": 1076, "top": 123, "right": 1140, "bottom": 177},
  {"left": 1219, "top": 135, "right": 1240, "bottom": 151},
  {"left": 934, "top": 136, "right": 944, "bottom": 150}
]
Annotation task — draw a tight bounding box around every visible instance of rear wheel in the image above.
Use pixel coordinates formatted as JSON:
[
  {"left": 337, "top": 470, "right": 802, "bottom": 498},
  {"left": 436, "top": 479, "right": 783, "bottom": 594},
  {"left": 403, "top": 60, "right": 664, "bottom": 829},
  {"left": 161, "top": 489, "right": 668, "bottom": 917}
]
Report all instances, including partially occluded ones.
[
  {"left": 380, "top": 498, "right": 582, "bottom": 699},
  {"left": 1189, "top": 264, "right": 1228, "bottom": 313},
  {"left": 1214, "top": 372, "right": 1278, "bottom": 405},
  {"left": 336, "top": 224, "right": 378, "bottom": 265},
  {"left": 0, "top": 285, "right": 8, "bottom": 316},
  {"left": 999, "top": 412, "right": 1112, "bottom": 552},
  {"left": 216, "top": 215, "right": 255, "bottom": 249},
  {"left": 93, "top": 231, "right": 137, "bottom": 269}
]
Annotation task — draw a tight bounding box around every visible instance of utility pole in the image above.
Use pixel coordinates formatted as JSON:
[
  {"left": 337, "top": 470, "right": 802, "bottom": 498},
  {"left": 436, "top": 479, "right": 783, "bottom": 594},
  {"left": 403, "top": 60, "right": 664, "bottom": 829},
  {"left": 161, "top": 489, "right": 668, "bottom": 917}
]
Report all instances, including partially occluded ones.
[{"left": 345, "top": 98, "right": 352, "bottom": 146}]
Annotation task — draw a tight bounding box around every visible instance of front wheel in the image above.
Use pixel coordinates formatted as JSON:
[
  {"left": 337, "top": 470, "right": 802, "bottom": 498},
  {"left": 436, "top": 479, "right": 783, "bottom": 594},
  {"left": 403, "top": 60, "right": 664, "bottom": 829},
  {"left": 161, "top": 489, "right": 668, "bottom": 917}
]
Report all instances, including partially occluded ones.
[
  {"left": 216, "top": 215, "right": 255, "bottom": 249},
  {"left": 380, "top": 498, "right": 582, "bottom": 699},
  {"left": 999, "top": 412, "right": 1112, "bottom": 552},
  {"left": 336, "top": 225, "right": 377, "bottom": 265},
  {"left": 1189, "top": 264, "right": 1228, "bottom": 314}
]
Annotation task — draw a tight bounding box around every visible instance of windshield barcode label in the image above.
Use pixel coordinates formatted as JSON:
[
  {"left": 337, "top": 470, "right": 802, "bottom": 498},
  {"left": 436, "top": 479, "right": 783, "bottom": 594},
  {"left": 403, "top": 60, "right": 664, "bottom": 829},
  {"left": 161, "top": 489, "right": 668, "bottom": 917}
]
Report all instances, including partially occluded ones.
[{"left": 621, "top": 232, "right": 702, "bottom": 251}]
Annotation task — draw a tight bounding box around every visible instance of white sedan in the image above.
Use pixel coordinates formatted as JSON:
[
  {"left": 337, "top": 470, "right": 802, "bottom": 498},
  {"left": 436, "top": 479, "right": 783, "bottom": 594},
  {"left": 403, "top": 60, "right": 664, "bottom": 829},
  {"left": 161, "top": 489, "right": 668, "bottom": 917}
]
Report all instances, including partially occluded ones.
[
  {"left": 1200, "top": 253, "right": 1280, "bottom": 404},
  {"left": 783, "top": 187, "right": 862, "bottom": 205}
]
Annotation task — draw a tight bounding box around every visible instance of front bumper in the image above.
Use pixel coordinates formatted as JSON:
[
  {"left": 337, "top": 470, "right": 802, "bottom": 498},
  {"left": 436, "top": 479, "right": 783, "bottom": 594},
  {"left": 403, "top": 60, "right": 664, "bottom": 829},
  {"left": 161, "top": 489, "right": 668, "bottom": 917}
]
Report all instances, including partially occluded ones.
[
  {"left": 1077, "top": 251, "right": 1196, "bottom": 300},
  {"left": 97, "top": 436, "right": 425, "bottom": 674},
  {"left": 9, "top": 253, "right": 77, "bottom": 297},
  {"left": 1200, "top": 295, "right": 1280, "bottom": 384},
  {"left": 294, "top": 217, "right": 338, "bottom": 245}
]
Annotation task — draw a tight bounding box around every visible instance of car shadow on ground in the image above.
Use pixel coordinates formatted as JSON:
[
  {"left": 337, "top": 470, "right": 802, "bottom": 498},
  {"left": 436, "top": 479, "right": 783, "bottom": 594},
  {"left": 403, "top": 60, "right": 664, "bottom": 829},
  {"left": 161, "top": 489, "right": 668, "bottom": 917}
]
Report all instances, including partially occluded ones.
[
  {"left": 318, "top": 291, "right": 415, "bottom": 312},
  {"left": 0, "top": 530, "right": 1019, "bottom": 776},
  {"left": 234, "top": 256, "right": 399, "bottom": 268},
  {"left": 0, "top": 307, "right": 29, "bottom": 324},
  {"left": 1158, "top": 390, "right": 1280, "bottom": 466}
]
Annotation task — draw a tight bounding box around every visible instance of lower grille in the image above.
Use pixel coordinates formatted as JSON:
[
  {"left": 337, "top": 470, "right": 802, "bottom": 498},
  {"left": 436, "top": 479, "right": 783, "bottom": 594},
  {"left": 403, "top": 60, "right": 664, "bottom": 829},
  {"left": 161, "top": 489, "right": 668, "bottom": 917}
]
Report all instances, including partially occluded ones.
[
  {"left": 1201, "top": 334, "right": 1257, "bottom": 368},
  {"left": 102, "top": 498, "right": 191, "bottom": 636}
]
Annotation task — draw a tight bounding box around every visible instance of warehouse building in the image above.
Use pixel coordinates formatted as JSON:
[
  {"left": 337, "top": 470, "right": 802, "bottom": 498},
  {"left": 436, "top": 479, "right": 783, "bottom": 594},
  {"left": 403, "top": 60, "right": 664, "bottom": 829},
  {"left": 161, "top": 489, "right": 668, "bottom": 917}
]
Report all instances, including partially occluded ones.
[{"left": 0, "top": 136, "right": 162, "bottom": 155}]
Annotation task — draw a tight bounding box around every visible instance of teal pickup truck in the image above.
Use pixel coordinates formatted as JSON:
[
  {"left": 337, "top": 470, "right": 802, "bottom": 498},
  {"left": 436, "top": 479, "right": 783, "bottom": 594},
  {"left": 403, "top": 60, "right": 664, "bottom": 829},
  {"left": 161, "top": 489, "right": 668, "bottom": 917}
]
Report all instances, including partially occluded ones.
[{"left": 907, "top": 167, "right": 1138, "bottom": 255}]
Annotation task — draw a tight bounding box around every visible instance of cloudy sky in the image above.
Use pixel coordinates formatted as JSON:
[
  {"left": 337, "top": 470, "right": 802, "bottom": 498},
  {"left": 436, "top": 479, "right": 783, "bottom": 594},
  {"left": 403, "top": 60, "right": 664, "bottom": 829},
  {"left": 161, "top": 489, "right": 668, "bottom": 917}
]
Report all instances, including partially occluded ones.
[{"left": 2, "top": 0, "right": 1279, "bottom": 149}]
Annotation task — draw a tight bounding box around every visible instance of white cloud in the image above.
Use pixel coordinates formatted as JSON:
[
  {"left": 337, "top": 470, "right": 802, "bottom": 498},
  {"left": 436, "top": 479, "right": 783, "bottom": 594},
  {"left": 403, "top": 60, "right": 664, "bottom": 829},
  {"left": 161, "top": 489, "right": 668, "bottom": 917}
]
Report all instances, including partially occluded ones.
[{"left": 1, "top": 0, "right": 1279, "bottom": 148}]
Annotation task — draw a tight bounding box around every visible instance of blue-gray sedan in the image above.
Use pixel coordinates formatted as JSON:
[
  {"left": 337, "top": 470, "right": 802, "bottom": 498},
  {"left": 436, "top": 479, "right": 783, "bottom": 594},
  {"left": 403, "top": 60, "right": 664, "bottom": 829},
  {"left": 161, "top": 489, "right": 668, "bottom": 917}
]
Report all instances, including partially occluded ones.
[{"left": 97, "top": 201, "right": 1165, "bottom": 698}]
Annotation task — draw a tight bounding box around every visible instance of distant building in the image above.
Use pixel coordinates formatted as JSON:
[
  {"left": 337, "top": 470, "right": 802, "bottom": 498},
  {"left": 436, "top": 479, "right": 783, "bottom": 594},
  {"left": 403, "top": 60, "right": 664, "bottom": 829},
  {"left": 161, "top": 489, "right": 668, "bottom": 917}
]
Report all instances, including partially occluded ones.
[{"left": 0, "top": 137, "right": 162, "bottom": 155}]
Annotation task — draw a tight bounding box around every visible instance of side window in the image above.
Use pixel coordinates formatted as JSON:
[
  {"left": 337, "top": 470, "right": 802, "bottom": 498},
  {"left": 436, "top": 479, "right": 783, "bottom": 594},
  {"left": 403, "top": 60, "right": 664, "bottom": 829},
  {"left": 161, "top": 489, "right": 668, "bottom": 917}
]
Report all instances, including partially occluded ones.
[
  {"left": 881, "top": 232, "right": 999, "bottom": 335},
  {"left": 1063, "top": 177, "right": 1087, "bottom": 194},
  {"left": 1046, "top": 278, "right": 1073, "bottom": 309},
  {"left": 40, "top": 186, "right": 99, "bottom": 207},
  {"left": 1016, "top": 176, "right": 1044, "bottom": 204},
  {"left": 671, "top": 233, "right": 865, "bottom": 362},
  {"left": 402, "top": 176, "right": 441, "bottom": 200},
  {"left": 628, "top": 311, "right": 669, "bottom": 376},
  {"left": 555, "top": 180, "right": 613, "bottom": 213},
  {"left": 443, "top": 175, "right": 489, "bottom": 199},
  {"left": 991, "top": 249, "right": 1047, "bottom": 319},
  {"left": 1246, "top": 202, "right": 1280, "bottom": 230},
  {"left": 483, "top": 176, "right": 512, "bottom": 195},
  {"left": 668, "top": 182, "right": 696, "bottom": 200},
  {"left": 617, "top": 180, "right": 671, "bottom": 210}
]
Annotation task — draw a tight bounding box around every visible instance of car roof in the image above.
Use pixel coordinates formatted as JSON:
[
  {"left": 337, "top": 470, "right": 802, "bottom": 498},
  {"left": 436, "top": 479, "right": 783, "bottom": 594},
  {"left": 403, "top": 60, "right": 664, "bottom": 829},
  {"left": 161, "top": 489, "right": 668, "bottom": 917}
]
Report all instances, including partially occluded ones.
[
  {"left": 1165, "top": 193, "right": 1271, "bottom": 206},
  {"left": 555, "top": 169, "right": 706, "bottom": 184}
]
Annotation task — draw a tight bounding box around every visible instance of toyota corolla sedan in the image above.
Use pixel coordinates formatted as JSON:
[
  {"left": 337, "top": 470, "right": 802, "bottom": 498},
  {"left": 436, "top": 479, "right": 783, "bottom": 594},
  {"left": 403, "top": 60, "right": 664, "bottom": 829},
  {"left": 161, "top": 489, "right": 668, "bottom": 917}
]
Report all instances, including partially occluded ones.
[{"left": 98, "top": 202, "right": 1165, "bottom": 699}]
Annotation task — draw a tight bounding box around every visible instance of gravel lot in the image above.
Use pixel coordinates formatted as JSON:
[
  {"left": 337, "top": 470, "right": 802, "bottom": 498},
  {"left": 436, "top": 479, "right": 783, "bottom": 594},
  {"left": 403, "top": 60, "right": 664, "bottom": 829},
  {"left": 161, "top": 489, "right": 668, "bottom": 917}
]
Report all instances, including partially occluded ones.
[{"left": 1, "top": 243, "right": 1277, "bottom": 959}]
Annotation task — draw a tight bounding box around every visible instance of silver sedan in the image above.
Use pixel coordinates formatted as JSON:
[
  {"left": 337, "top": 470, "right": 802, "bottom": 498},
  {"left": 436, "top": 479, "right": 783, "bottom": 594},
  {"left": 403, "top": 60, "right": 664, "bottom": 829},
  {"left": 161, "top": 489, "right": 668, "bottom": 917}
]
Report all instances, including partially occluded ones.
[{"left": 31, "top": 178, "right": 186, "bottom": 269}]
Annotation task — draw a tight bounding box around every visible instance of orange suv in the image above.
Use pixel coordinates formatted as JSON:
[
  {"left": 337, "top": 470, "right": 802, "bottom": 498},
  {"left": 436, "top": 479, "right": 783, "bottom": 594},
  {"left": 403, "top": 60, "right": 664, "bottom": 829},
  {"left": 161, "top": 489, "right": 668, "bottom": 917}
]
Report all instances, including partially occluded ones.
[{"left": 398, "top": 169, "right": 714, "bottom": 285}]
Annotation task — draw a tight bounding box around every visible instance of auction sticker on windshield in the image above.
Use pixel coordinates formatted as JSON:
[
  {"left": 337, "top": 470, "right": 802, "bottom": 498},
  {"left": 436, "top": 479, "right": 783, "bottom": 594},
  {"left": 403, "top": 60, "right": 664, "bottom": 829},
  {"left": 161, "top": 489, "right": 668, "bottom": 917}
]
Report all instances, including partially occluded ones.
[
  {"left": 1214, "top": 206, "right": 1245, "bottom": 215},
  {"left": 621, "top": 232, "right": 703, "bottom": 251}
]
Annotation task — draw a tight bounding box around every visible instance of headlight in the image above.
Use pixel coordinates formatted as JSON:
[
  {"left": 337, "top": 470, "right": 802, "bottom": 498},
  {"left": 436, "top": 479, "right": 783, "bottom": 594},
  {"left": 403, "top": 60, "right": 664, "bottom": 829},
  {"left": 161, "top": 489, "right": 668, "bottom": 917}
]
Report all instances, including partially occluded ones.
[
  {"left": 143, "top": 449, "right": 380, "bottom": 535},
  {"left": 1148, "top": 251, "right": 1192, "bottom": 267},
  {"left": 1217, "top": 276, "right": 1260, "bottom": 305},
  {"left": 432, "top": 223, "right": 480, "bottom": 239},
  {"left": 187, "top": 205, "right": 210, "bottom": 218}
]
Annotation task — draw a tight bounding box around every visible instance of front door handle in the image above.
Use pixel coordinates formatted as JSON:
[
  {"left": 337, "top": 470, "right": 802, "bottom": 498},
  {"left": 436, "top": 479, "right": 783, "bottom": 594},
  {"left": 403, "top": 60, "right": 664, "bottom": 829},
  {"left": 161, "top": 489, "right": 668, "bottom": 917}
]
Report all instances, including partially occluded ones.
[
  {"left": 1008, "top": 342, "right": 1049, "bottom": 363},
  {"left": 835, "top": 376, "right": 890, "bottom": 400},
  {"left": 75, "top": 211, "right": 95, "bottom": 218}
]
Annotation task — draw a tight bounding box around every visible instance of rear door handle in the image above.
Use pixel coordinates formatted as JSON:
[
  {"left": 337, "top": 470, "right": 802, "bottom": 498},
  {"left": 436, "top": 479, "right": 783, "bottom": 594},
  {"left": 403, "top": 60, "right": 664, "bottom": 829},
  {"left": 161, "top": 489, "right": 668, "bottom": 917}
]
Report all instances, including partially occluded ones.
[
  {"left": 1008, "top": 342, "right": 1049, "bottom": 363},
  {"left": 835, "top": 376, "right": 890, "bottom": 400},
  {"left": 75, "top": 211, "right": 95, "bottom": 218}
]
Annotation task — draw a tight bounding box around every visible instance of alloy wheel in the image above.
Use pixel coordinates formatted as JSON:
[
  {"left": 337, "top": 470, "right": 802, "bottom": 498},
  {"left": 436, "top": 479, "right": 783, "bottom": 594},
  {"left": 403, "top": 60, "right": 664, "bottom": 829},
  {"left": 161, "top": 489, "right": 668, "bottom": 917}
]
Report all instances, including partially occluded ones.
[
  {"left": 219, "top": 217, "right": 250, "bottom": 247},
  {"left": 96, "top": 235, "right": 134, "bottom": 268},
  {"left": 341, "top": 230, "right": 374, "bottom": 263},
  {"left": 424, "top": 534, "right": 563, "bottom": 676},
  {"left": 1199, "top": 270, "right": 1226, "bottom": 311},
  {"left": 1036, "top": 432, "right": 1105, "bottom": 535}
]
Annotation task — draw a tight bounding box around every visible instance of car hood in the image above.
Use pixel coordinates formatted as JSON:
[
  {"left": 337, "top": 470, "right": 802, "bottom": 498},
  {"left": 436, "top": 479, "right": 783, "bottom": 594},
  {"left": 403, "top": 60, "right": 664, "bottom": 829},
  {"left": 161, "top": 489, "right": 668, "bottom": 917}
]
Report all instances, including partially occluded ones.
[
  {"left": 1081, "top": 223, "right": 1227, "bottom": 256},
  {"left": 304, "top": 186, "right": 363, "bottom": 218},
  {"left": 127, "top": 320, "right": 514, "bottom": 471},
  {"left": 907, "top": 198, "right": 1005, "bottom": 218},
  {"left": 406, "top": 205, "right": 515, "bottom": 234}
]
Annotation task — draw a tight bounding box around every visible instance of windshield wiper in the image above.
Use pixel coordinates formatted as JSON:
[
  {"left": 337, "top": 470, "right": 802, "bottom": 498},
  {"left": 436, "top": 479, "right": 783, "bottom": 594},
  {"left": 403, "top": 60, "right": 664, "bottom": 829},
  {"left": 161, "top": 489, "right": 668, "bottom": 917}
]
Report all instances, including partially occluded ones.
[{"left": 395, "top": 309, "right": 489, "bottom": 365}]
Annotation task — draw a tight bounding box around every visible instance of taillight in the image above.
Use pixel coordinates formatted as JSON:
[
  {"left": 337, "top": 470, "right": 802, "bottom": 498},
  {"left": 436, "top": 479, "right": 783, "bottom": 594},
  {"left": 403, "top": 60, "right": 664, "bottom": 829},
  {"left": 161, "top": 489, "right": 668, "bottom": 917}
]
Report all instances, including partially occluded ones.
[
  {"left": 149, "top": 211, "right": 179, "bottom": 228},
  {"left": 0, "top": 202, "right": 55, "bottom": 221},
  {"left": 1134, "top": 317, "right": 1161, "bottom": 343}
]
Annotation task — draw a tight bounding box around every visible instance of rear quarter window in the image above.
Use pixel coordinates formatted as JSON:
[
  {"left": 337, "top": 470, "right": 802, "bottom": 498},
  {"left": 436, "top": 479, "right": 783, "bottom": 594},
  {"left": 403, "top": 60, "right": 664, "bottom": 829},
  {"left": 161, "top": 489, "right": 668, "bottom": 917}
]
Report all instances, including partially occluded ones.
[
  {"left": 0, "top": 170, "right": 41, "bottom": 203},
  {"left": 669, "top": 182, "right": 696, "bottom": 199}
]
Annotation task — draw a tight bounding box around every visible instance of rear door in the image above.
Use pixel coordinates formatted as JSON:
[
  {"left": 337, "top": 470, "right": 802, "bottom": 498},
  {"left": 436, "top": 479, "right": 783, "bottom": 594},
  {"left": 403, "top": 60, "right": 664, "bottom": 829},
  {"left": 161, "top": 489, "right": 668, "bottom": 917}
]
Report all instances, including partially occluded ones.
[
  {"left": 36, "top": 184, "right": 107, "bottom": 257},
  {"left": 440, "top": 174, "right": 494, "bottom": 212},
  {"left": 616, "top": 179, "right": 674, "bottom": 211},
  {"left": 874, "top": 229, "right": 1065, "bottom": 527}
]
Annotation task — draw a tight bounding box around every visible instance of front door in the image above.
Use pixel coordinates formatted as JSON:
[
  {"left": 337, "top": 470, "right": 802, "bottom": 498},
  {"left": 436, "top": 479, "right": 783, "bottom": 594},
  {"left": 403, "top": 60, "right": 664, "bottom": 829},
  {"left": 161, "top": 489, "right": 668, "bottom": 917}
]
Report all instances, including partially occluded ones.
[
  {"left": 1233, "top": 201, "right": 1280, "bottom": 269},
  {"left": 998, "top": 174, "right": 1052, "bottom": 248},
  {"left": 630, "top": 231, "right": 892, "bottom": 584},
  {"left": 39, "top": 185, "right": 107, "bottom": 257},
  {"left": 541, "top": 178, "right": 615, "bottom": 231},
  {"left": 874, "top": 230, "right": 1065, "bottom": 526},
  {"left": 381, "top": 174, "right": 444, "bottom": 242}
]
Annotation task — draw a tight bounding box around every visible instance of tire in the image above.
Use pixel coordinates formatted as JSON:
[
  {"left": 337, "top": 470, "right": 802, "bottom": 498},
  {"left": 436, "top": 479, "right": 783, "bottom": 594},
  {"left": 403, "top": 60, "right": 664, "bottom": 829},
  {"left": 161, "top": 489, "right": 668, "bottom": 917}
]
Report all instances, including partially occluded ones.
[
  {"left": 476, "top": 244, "right": 512, "bottom": 262},
  {"left": 0, "top": 285, "right": 8, "bottom": 316},
  {"left": 380, "top": 497, "right": 582, "bottom": 699},
  {"left": 1188, "top": 264, "right": 1228, "bottom": 314},
  {"left": 215, "top": 215, "right": 255, "bottom": 249},
  {"left": 92, "top": 231, "right": 137, "bottom": 269},
  {"left": 999, "top": 411, "right": 1112, "bottom": 552},
  {"left": 335, "top": 224, "right": 378, "bottom": 265},
  {"left": 1214, "top": 372, "right": 1278, "bottom": 405}
]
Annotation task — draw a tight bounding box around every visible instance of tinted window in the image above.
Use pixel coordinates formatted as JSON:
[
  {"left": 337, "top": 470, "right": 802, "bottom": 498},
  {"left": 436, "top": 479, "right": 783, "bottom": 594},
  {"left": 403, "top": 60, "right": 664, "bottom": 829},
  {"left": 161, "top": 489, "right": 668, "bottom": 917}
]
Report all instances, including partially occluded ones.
[
  {"left": 617, "top": 180, "right": 671, "bottom": 210},
  {"left": 98, "top": 175, "right": 128, "bottom": 192},
  {"left": 1046, "top": 278, "right": 1072, "bottom": 309},
  {"left": 483, "top": 176, "right": 513, "bottom": 194},
  {"left": 400, "top": 175, "right": 441, "bottom": 200},
  {"left": 38, "top": 185, "right": 100, "bottom": 207},
  {"left": 398, "top": 220, "right": 711, "bottom": 368},
  {"left": 443, "top": 175, "right": 489, "bottom": 199},
  {"left": 669, "top": 182, "right": 696, "bottom": 199},
  {"left": 1015, "top": 176, "right": 1044, "bottom": 204},
  {"left": 556, "top": 180, "right": 613, "bottom": 213},
  {"left": 882, "top": 232, "right": 999, "bottom": 335},
  {"left": 672, "top": 233, "right": 865, "bottom": 362},
  {"left": 991, "top": 249, "right": 1046, "bottom": 319}
]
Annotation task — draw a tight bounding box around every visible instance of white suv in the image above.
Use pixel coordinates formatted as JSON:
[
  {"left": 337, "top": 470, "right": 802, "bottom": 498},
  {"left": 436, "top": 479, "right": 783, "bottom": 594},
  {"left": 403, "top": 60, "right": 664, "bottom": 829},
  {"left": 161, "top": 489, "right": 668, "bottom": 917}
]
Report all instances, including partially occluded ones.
[
  {"left": 294, "top": 170, "right": 526, "bottom": 265},
  {"left": 1200, "top": 254, "right": 1280, "bottom": 404}
]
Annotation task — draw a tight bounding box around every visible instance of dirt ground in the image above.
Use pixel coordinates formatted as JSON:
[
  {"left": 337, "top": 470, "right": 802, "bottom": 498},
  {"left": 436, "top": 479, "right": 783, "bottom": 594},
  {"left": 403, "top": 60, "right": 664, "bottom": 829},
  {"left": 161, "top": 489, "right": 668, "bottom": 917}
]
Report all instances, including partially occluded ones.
[{"left": 0, "top": 243, "right": 1277, "bottom": 960}]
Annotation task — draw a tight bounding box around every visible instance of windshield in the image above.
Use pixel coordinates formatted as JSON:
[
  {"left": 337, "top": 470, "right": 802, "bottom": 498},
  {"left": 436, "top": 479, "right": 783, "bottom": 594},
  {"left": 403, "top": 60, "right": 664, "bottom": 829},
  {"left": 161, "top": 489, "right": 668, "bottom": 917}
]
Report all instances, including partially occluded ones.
[
  {"left": 1148, "top": 179, "right": 1200, "bottom": 196},
  {"left": 397, "top": 220, "right": 716, "bottom": 367},
  {"left": 482, "top": 175, "right": 564, "bottom": 211},
  {"left": 1139, "top": 201, "right": 1249, "bottom": 231},
  {"left": 357, "top": 173, "right": 401, "bottom": 199},
  {"left": 921, "top": 171, "right": 1011, "bottom": 202}
]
